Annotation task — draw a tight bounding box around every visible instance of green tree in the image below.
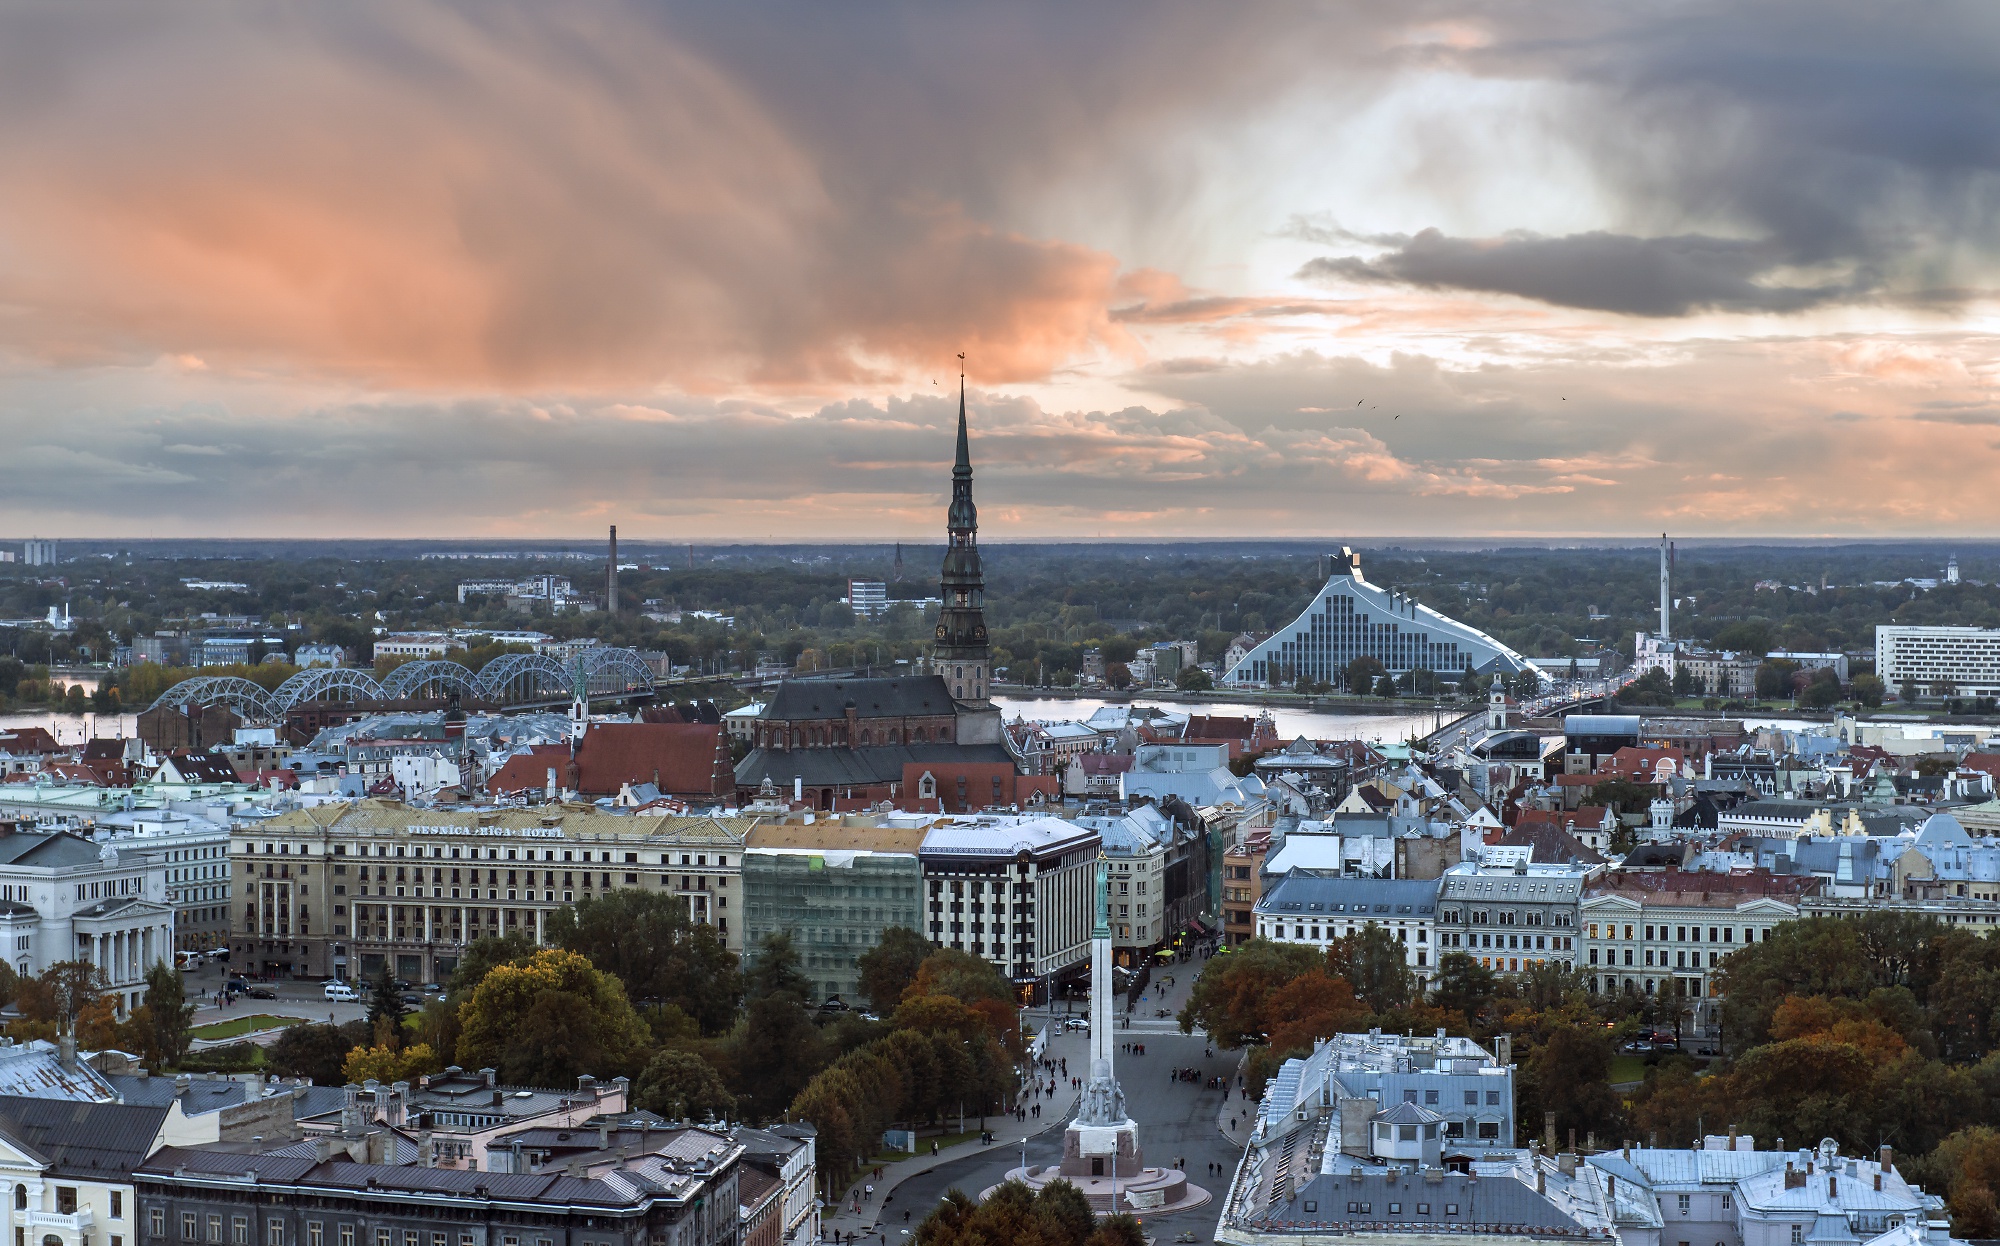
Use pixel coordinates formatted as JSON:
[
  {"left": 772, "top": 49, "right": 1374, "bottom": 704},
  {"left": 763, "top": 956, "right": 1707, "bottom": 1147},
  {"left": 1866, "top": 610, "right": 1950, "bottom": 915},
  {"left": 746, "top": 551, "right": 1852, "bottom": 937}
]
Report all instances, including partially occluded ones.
[
  {"left": 268, "top": 1021, "right": 372, "bottom": 1085},
  {"left": 447, "top": 932, "right": 536, "bottom": 999},
  {"left": 1431, "top": 952, "right": 1497, "bottom": 1022},
  {"left": 857, "top": 926, "right": 933, "bottom": 1012},
  {"left": 906, "top": 946, "right": 1014, "bottom": 1006},
  {"left": 366, "top": 964, "right": 407, "bottom": 1047},
  {"left": 1523, "top": 1021, "right": 1627, "bottom": 1145},
  {"left": 1176, "top": 665, "right": 1213, "bottom": 692},
  {"left": 745, "top": 931, "right": 813, "bottom": 1004},
  {"left": 1852, "top": 673, "right": 1886, "bottom": 707},
  {"left": 134, "top": 961, "right": 196, "bottom": 1069},
  {"left": 1343, "top": 655, "right": 1386, "bottom": 694},
  {"left": 633, "top": 1049, "right": 738, "bottom": 1123},
  {"left": 1755, "top": 658, "right": 1801, "bottom": 699},
  {"left": 547, "top": 890, "right": 742, "bottom": 1035},
  {"left": 1328, "top": 923, "right": 1416, "bottom": 1012}
]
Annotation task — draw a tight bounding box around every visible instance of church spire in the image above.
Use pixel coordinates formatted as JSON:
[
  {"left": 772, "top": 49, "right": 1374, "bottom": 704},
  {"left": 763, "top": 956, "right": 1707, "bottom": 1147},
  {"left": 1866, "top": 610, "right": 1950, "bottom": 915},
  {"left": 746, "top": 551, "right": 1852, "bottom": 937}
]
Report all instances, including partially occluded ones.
[{"left": 934, "top": 353, "right": 989, "bottom": 703}]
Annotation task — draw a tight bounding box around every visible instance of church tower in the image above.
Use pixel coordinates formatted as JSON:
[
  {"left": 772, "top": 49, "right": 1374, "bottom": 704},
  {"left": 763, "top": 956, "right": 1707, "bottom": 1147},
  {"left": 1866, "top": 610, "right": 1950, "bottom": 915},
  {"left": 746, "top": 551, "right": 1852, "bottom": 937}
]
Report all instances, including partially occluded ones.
[{"left": 933, "top": 367, "right": 990, "bottom": 703}]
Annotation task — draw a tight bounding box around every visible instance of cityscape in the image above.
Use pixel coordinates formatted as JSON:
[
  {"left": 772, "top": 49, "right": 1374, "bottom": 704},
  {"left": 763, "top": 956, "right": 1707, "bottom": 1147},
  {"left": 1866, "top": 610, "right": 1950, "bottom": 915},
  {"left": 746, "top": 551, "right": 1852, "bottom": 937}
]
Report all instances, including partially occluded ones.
[{"left": 1, "top": 8, "right": 1998, "bottom": 1246}]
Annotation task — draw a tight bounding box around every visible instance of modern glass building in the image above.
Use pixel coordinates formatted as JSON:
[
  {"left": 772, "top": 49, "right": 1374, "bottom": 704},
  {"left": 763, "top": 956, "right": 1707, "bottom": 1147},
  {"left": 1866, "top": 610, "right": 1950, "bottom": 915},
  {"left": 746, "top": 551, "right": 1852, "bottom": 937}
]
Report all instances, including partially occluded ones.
[
  {"left": 1224, "top": 548, "right": 1534, "bottom": 687},
  {"left": 741, "top": 845, "right": 924, "bottom": 1004}
]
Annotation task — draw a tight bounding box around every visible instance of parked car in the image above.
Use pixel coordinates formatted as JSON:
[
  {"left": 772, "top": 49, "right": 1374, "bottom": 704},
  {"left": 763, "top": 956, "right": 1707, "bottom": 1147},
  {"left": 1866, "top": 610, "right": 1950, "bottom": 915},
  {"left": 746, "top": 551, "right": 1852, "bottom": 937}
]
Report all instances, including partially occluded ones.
[
  {"left": 1062, "top": 1017, "right": 1090, "bottom": 1032},
  {"left": 244, "top": 986, "right": 277, "bottom": 1000},
  {"left": 400, "top": 992, "right": 422, "bottom": 1006},
  {"left": 323, "top": 982, "right": 358, "bottom": 1002}
]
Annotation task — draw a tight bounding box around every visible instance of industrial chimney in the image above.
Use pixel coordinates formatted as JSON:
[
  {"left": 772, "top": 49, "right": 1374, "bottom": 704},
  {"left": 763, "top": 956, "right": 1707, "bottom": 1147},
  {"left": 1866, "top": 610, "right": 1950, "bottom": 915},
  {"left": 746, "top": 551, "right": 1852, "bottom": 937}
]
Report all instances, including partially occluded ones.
[{"left": 607, "top": 525, "right": 619, "bottom": 613}]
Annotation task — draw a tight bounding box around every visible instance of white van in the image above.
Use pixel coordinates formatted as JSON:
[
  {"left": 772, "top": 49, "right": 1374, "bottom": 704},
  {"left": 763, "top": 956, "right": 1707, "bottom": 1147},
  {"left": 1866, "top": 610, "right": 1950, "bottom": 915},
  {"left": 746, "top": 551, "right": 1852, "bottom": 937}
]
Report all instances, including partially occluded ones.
[{"left": 323, "top": 982, "right": 358, "bottom": 1002}]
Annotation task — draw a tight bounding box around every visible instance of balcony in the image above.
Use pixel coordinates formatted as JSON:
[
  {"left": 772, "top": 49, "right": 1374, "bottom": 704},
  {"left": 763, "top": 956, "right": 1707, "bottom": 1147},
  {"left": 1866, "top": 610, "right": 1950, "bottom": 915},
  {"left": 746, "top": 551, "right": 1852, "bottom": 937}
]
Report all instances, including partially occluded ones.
[{"left": 28, "top": 1209, "right": 96, "bottom": 1235}]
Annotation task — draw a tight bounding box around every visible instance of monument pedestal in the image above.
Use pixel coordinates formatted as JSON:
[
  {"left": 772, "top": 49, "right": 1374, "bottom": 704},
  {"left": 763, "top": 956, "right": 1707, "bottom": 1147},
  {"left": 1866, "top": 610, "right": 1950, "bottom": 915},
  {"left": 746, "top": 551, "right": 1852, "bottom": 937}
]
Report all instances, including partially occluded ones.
[{"left": 1060, "top": 1118, "right": 1144, "bottom": 1179}]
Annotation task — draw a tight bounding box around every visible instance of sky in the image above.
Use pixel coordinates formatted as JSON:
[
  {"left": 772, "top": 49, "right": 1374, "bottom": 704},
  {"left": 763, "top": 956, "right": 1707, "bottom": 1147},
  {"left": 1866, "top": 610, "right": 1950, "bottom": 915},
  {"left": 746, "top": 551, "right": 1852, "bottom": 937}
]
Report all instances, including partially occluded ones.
[{"left": 4, "top": 2, "right": 2000, "bottom": 542}]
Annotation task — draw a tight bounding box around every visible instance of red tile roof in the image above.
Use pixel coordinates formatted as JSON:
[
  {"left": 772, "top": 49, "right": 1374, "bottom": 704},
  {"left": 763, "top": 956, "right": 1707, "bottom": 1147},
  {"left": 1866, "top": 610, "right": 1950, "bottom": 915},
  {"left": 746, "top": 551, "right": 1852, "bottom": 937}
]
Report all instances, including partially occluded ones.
[
  {"left": 0, "top": 728, "right": 62, "bottom": 755},
  {"left": 490, "top": 723, "right": 732, "bottom": 799}
]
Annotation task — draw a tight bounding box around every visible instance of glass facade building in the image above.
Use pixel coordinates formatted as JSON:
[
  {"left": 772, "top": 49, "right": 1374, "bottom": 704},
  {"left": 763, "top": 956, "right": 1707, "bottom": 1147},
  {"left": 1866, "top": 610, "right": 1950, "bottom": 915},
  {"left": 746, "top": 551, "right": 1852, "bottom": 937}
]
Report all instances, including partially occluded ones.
[{"left": 742, "top": 847, "right": 923, "bottom": 1004}]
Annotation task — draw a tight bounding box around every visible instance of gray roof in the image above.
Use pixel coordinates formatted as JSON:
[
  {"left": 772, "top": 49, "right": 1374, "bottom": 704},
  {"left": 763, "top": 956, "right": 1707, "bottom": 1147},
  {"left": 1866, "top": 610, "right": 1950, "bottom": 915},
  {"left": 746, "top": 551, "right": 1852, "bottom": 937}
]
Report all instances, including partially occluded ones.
[
  {"left": 1263, "top": 1169, "right": 1581, "bottom": 1234},
  {"left": 0, "top": 831, "right": 103, "bottom": 868},
  {"left": 1255, "top": 873, "right": 1441, "bottom": 919},
  {"left": 0, "top": 1095, "right": 172, "bottom": 1179},
  {"left": 734, "top": 743, "right": 1014, "bottom": 789},
  {"left": 108, "top": 1073, "right": 346, "bottom": 1121},
  {"left": 760, "top": 677, "right": 957, "bottom": 722}
]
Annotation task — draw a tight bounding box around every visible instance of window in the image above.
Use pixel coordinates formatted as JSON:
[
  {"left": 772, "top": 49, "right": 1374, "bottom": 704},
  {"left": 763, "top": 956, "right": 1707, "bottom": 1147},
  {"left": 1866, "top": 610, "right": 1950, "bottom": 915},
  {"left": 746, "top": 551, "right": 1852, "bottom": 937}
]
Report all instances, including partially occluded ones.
[
  {"left": 1478, "top": 1121, "right": 1500, "bottom": 1139},
  {"left": 210, "top": 1216, "right": 224, "bottom": 1243},
  {"left": 56, "top": 1190, "right": 76, "bottom": 1216},
  {"left": 1791, "top": 1228, "right": 1804, "bottom": 1245},
  {"left": 341, "top": 1229, "right": 355, "bottom": 1246},
  {"left": 1389, "top": 1203, "right": 1402, "bottom": 1215},
  {"left": 1303, "top": 1201, "right": 1318, "bottom": 1213},
  {"left": 1446, "top": 1204, "right": 1460, "bottom": 1216},
  {"left": 309, "top": 1226, "right": 323, "bottom": 1246},
  {"left": 1679, "top": 1195, "right": 1691, "bottom": 1214},
  {"left": 112, "top": 1193, "right": 123, "bottom": 1219},
  {"left": 267, "top": 1218, "right": 284, "bottom": 1246},
  {"left": 1425, "top": 1089, "right": 1439, "bottom": 1105},
  {"left": 1417, "top": 1204, "right": 1431, "bottom": 1215},
  {"left": 180, "top": 1214, "right": 195, "bottom": 1239},
  {"left": 233, "top": 1218, "right": 250, "bottom": 1246},
  {"left": 1486, "top": 1090, "right": 1500, "bottom": 1105},
  {"left": 1464, "top": 1090, "right": 1478, "bottom": 1106}
]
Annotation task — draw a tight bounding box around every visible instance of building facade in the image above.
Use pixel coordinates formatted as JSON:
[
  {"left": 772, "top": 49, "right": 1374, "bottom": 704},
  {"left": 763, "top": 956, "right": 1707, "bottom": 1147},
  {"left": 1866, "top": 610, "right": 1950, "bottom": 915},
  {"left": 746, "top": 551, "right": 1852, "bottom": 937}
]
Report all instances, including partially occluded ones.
[
  {"left": 90, "top": 809, "right": 233, "bottom": 952},
  {"left": 1254, "top": 874, "right": 1442, "bottom": 986},
  {"left": 1224, "top": 548, "right": 1535, "bottom": 686},
  {"left": 1580, "top": 873, "right": 1809, "bottom": 1010},
  {"left": 0, "top": 828, "right": 175, "bottom": 1015},
  {"left": 238, "top": 801, "right": 754, "bottom": 982},
  {"left": 918, "top": 815, "right": 1099, "bottom": 989},
  {"left": 1434, "top": 861, "right": 1589, "bottom": 975},
  {"left": 741, "top": 822, "right": 927, "bottom": 1005},
  {"left": 1877, "top": 625, "right": 2000, "bottom": 697},
  {"left": 0, "top": 1098, "right": 171, "bottom": 1246}
]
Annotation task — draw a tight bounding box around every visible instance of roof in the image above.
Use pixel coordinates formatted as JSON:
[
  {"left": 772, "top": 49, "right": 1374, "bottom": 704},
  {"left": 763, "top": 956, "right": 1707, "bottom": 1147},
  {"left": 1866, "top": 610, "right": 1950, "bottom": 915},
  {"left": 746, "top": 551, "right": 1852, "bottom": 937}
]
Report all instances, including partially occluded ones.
[
  {"left": 734, "top": 743, "right": 1014, "bottom": 789},
  {"left": 1587, "top": 869, "right": 1817, "bottom": 905},
  {"left": 1494, "top": 822, "right": 1607, "bottom": 866},
  {"left": 761, "top": 677, "right": 957, "bottom": 722},
  {"left": 1255, "top": 872, "right": 1441, "bottom": 918},
  {"left": 0, "top": 830, "right": 104, "bottom": 868},
  {"left": 160, "top": 752, "right": 242, "bottom": 784},
  {"left": 738, "top": 1163, "right": 783, "bottom": 1210},
  {"left": 1264, "top": 1169, "right": 1581, "bottom": 1235},
  {"left": 0, "top": 1040, "right": 117, "bottom": 1101},
  {"left": 919, "top": 815, "right": 1099, "bottom": 860},
  {"left": 1564, "top": 714, "right": 1643, "bottom": 737},
  {"left": 489, "top": 723, "right": 731, "bottom": 799},
  {"left": 0, "top": 1095, "right": 171, "bottom": 1178},
  {"left": 744, "top": 821, "right": 931, "bottom": 853}
]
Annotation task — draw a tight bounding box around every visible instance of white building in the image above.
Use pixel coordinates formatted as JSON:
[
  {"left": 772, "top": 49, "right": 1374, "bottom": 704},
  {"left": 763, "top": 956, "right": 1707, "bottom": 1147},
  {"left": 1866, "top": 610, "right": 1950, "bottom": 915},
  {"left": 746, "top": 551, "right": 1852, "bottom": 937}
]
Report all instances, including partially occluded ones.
[
  {"left": 845, "top": 580, "right": 889, "bottom": 620},
  {"left": 371, "top": 632, "right": 467, "bottom": 661},
  {"left": 1225, "top": 548, "right": 1534, "bottom": 686},
  {"left": 1580, "top": 878, "right": 1804, "bottom": 1015},
  {"left": 1435, "top": 859, "right": 1589, "bottom": 975},
  {"left": 293, "top": 643, "right": 347, "bottom": 668},
  {"left": 1253, "top": 874, "right": 1442, "bottom": 985},
  {"left": 88, "top": 807, "right": 234, "bottom": 952},
  {"left": 0, "top": 829, "right": 175, "bottom": 1015},
  {"left": 917, "top": 814, "right": 1101, "bottom": 986},
  {"left": 1876, "top": 625, "right": 2000, "bottom": 696},
  {"left": 20, "top": 539, "right": 55, "bottom": 567}
]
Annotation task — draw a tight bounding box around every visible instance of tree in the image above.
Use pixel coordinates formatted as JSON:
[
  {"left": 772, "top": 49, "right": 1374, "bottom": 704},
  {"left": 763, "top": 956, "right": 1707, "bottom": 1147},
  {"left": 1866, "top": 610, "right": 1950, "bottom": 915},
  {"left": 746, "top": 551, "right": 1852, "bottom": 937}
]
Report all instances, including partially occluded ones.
[
  {"left": 1852, "top": 673, "right": 1886, "bottom": 707},
  {"left": 1756, "top": 659, "right": 1801, "bottom": 699},
  {"left": 1588, "top": 778, "right": 1656, "bottom": 818},
  {"left": 1262, "top": 971, "right": 1367, "bottom": 1057},
  {"left": 447, "top": 932, "right": 536, "bottom": 999},
  {"left": 456, "top": 949, "right": 653, "bottom": 1085},
  {"left": 547, "top": 890, "right": 743, "bottom": 1035},
  {"left": 343, "top": 1042, "right": 442, "bottom": 1085},
  {"left": 133, "top": 961, "right": 196, "bottom": 1069},
  {"left": 18, "top": 961, "right": 106, "bottom": 1037},
  {"left": 269, "top": 1021, "right": 372, "bottom": 1085},
  {"left": 735, "top": 991, "right": 827, "bottom": 1121},
  {"left": 1800, "top": 667, "right": 1842, "bottom": 709},
  {"left": 1523, "top": 1021, "right": 1627, "bottom": 1145},
  {"left": 633, "top": 1049, "right": 737, "bottom": 1122},
  {"left": 906, "top": 947, "right": 1014, "bottom": 1007},
  {"left": 1179, "top": 940, "right": 1322, "bottom": 1047},
  {"left": 1327, "top": 923, "right": 1416, "bottom": 1012},
  {"left": 1431, "top": 952, "right": 1497, "bottom": 1022},
  {"left": 1176, "top": 665, "right": 1213, "bottom": 692},
  {"left": 1927, "top": 1127, "right": 2000, "bottom": 1238},
  {"left": 910, "top": 1179, "right": 1110, "bottom": 1246},
  {"left": 1343, "top": 655, "right": 1386, "bottom": 694},
  {"left": 857, "top": 927, "right": 933, "bottom": 1012},
  {"left": 366, "top": 964, "right": 407, "bottom": 1048},
  {"left": 745, "top": 931, "right": 813, "bottom": 1004}
]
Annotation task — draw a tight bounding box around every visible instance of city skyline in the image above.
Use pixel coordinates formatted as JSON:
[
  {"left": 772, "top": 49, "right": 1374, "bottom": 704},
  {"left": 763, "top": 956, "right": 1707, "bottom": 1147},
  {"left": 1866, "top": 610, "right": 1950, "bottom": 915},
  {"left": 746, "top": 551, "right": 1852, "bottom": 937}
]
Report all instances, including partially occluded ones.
[{"left": 2, "top": 3, "right": 1998, "bottom": 539}]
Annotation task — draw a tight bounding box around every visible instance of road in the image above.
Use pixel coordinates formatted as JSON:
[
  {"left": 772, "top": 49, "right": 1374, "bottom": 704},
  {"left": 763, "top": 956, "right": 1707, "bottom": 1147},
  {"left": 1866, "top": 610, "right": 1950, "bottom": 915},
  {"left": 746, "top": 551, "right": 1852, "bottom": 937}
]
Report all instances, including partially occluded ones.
[
  {"left": 849, "top": 949, "right": 1251, "bottom": 1246},
  {"left": 180, "top": 958, "right": 377, "bottom": 1042}
]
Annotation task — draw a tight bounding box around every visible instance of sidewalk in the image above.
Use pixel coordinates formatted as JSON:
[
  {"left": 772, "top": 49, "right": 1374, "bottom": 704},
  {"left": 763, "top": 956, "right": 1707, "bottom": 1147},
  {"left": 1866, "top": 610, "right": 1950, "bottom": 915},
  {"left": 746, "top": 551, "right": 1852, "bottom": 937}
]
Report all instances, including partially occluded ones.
[{"left": 821, "top": 1029, "right": 1087, "bottom": 1240}]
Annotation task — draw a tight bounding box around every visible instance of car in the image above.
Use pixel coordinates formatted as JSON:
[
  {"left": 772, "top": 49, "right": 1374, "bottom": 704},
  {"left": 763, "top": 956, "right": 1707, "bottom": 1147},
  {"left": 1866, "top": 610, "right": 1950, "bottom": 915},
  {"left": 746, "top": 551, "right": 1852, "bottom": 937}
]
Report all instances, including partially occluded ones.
[
  {"left": 400, "top": 992, "right": 422, "bottom": 1006},
  {"left": 419, "top": 983, "right": 442, "bottom": 995},
  {"left": 818, "top": 998, "right": 850, "bottom": 1012},
  {"left": 324, "top": 983, "right": 358, "bottom": 1002},
  {"left": 1062, "top": 1017, "right": 1090, "bottom": 1032},
  {"left": 244, "top": 986, "right": 277, "bottom": 1000}
]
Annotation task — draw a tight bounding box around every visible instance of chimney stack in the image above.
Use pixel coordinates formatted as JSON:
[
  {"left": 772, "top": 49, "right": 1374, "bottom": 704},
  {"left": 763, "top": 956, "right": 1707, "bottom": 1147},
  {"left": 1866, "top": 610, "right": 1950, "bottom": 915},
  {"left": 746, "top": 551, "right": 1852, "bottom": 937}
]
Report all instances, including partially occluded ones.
[{"left": 607, "top": 525, "right": 619, "bottom": 614}]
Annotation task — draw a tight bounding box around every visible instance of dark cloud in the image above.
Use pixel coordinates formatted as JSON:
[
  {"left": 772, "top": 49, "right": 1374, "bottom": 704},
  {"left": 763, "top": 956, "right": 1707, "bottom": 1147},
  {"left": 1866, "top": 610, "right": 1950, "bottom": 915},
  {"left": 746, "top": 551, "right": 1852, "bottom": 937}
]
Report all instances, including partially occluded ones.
[{"left": 1298, "top": 228, "right": 1867, "bottom": 316}]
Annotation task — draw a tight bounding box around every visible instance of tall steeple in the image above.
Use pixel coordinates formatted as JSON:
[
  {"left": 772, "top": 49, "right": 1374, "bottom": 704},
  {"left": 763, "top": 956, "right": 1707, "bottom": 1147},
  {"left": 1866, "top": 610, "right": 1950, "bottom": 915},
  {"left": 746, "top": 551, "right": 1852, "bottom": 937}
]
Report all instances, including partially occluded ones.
[{"left": 934, "top": 359, "right": 990, "bottom": 703}]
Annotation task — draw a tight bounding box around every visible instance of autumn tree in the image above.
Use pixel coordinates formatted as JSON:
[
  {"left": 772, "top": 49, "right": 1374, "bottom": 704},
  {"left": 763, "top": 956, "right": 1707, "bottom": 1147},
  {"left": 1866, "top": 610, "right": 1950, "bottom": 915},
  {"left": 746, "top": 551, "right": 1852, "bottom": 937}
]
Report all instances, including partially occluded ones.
[
  {"left": 1179, "top": 940, "right": 1321, "bottom": 1047},
  {"left": 456, "top": 949, "right": 652, "bottom": 1085},
  {"left": 633, "top": 1049, "right": 737, "bottom": 1123},
  {"left": 1327, "top": 923, "right": 1416, "bottom": 1012}
]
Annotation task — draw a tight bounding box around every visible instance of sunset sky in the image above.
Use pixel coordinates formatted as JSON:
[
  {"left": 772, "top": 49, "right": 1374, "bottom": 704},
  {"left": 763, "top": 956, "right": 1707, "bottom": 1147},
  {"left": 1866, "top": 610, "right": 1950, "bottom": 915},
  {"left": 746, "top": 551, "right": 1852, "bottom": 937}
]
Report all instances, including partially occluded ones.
[{"left": 3, "top": 2, "right": 1999, "bottom": 541}]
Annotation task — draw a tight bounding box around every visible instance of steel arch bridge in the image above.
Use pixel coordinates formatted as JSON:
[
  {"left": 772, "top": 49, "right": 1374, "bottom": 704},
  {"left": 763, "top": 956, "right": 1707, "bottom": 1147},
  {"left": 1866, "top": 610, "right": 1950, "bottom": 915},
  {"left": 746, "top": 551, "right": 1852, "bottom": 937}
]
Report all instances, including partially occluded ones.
[
  {"left": 382, "top": 660, "right": 482, "bottom": 702},
  {"left": 146, "top": 647, "right": 656, "bottom": 722}
]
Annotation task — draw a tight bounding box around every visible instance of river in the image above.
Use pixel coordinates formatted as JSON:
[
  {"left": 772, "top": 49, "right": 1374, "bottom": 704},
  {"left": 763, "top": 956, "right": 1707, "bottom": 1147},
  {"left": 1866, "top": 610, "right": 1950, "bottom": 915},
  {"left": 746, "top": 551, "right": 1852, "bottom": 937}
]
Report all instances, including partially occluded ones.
[{"left": 991, "top": 694, "right": 1451, "bottom": 744}]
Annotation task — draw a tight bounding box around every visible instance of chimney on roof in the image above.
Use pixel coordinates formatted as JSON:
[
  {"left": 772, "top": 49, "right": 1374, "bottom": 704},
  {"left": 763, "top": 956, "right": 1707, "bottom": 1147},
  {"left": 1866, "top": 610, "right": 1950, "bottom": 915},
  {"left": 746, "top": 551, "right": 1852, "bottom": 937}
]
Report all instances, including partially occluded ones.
[
  {"left": 58, "top": 1033, "right": 76, "bottom": 1071},
  {"left": 1880, "top": 1145, "right": 1893, "bottom": 1172}
]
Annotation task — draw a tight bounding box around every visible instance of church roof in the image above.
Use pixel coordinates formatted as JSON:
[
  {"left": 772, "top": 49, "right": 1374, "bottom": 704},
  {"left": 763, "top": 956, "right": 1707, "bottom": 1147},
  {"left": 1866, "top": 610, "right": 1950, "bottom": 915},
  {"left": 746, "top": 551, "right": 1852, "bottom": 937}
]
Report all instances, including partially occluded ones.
[
  {"left": 734, "top": 742, "right": 1014, "bottom": 789},
  {"left": 760, "top": 677, "right": 957, "bottom": 722}
]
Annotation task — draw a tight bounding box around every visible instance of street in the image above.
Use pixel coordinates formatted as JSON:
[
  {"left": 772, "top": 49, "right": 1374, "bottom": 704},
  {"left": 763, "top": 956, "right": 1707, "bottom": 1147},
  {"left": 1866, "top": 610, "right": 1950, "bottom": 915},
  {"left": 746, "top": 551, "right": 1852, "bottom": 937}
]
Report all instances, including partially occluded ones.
[{"left": 179, "top": 958, "right": 374, "bottom": 1041}]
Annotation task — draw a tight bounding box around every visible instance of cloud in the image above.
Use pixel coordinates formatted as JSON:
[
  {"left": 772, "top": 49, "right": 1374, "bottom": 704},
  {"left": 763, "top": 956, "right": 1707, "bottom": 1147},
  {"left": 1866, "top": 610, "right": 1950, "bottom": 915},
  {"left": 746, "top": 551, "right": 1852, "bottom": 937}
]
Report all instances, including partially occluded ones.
[{"left": 1298, "top": 228, "right": 1868, "bottom": 316}]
